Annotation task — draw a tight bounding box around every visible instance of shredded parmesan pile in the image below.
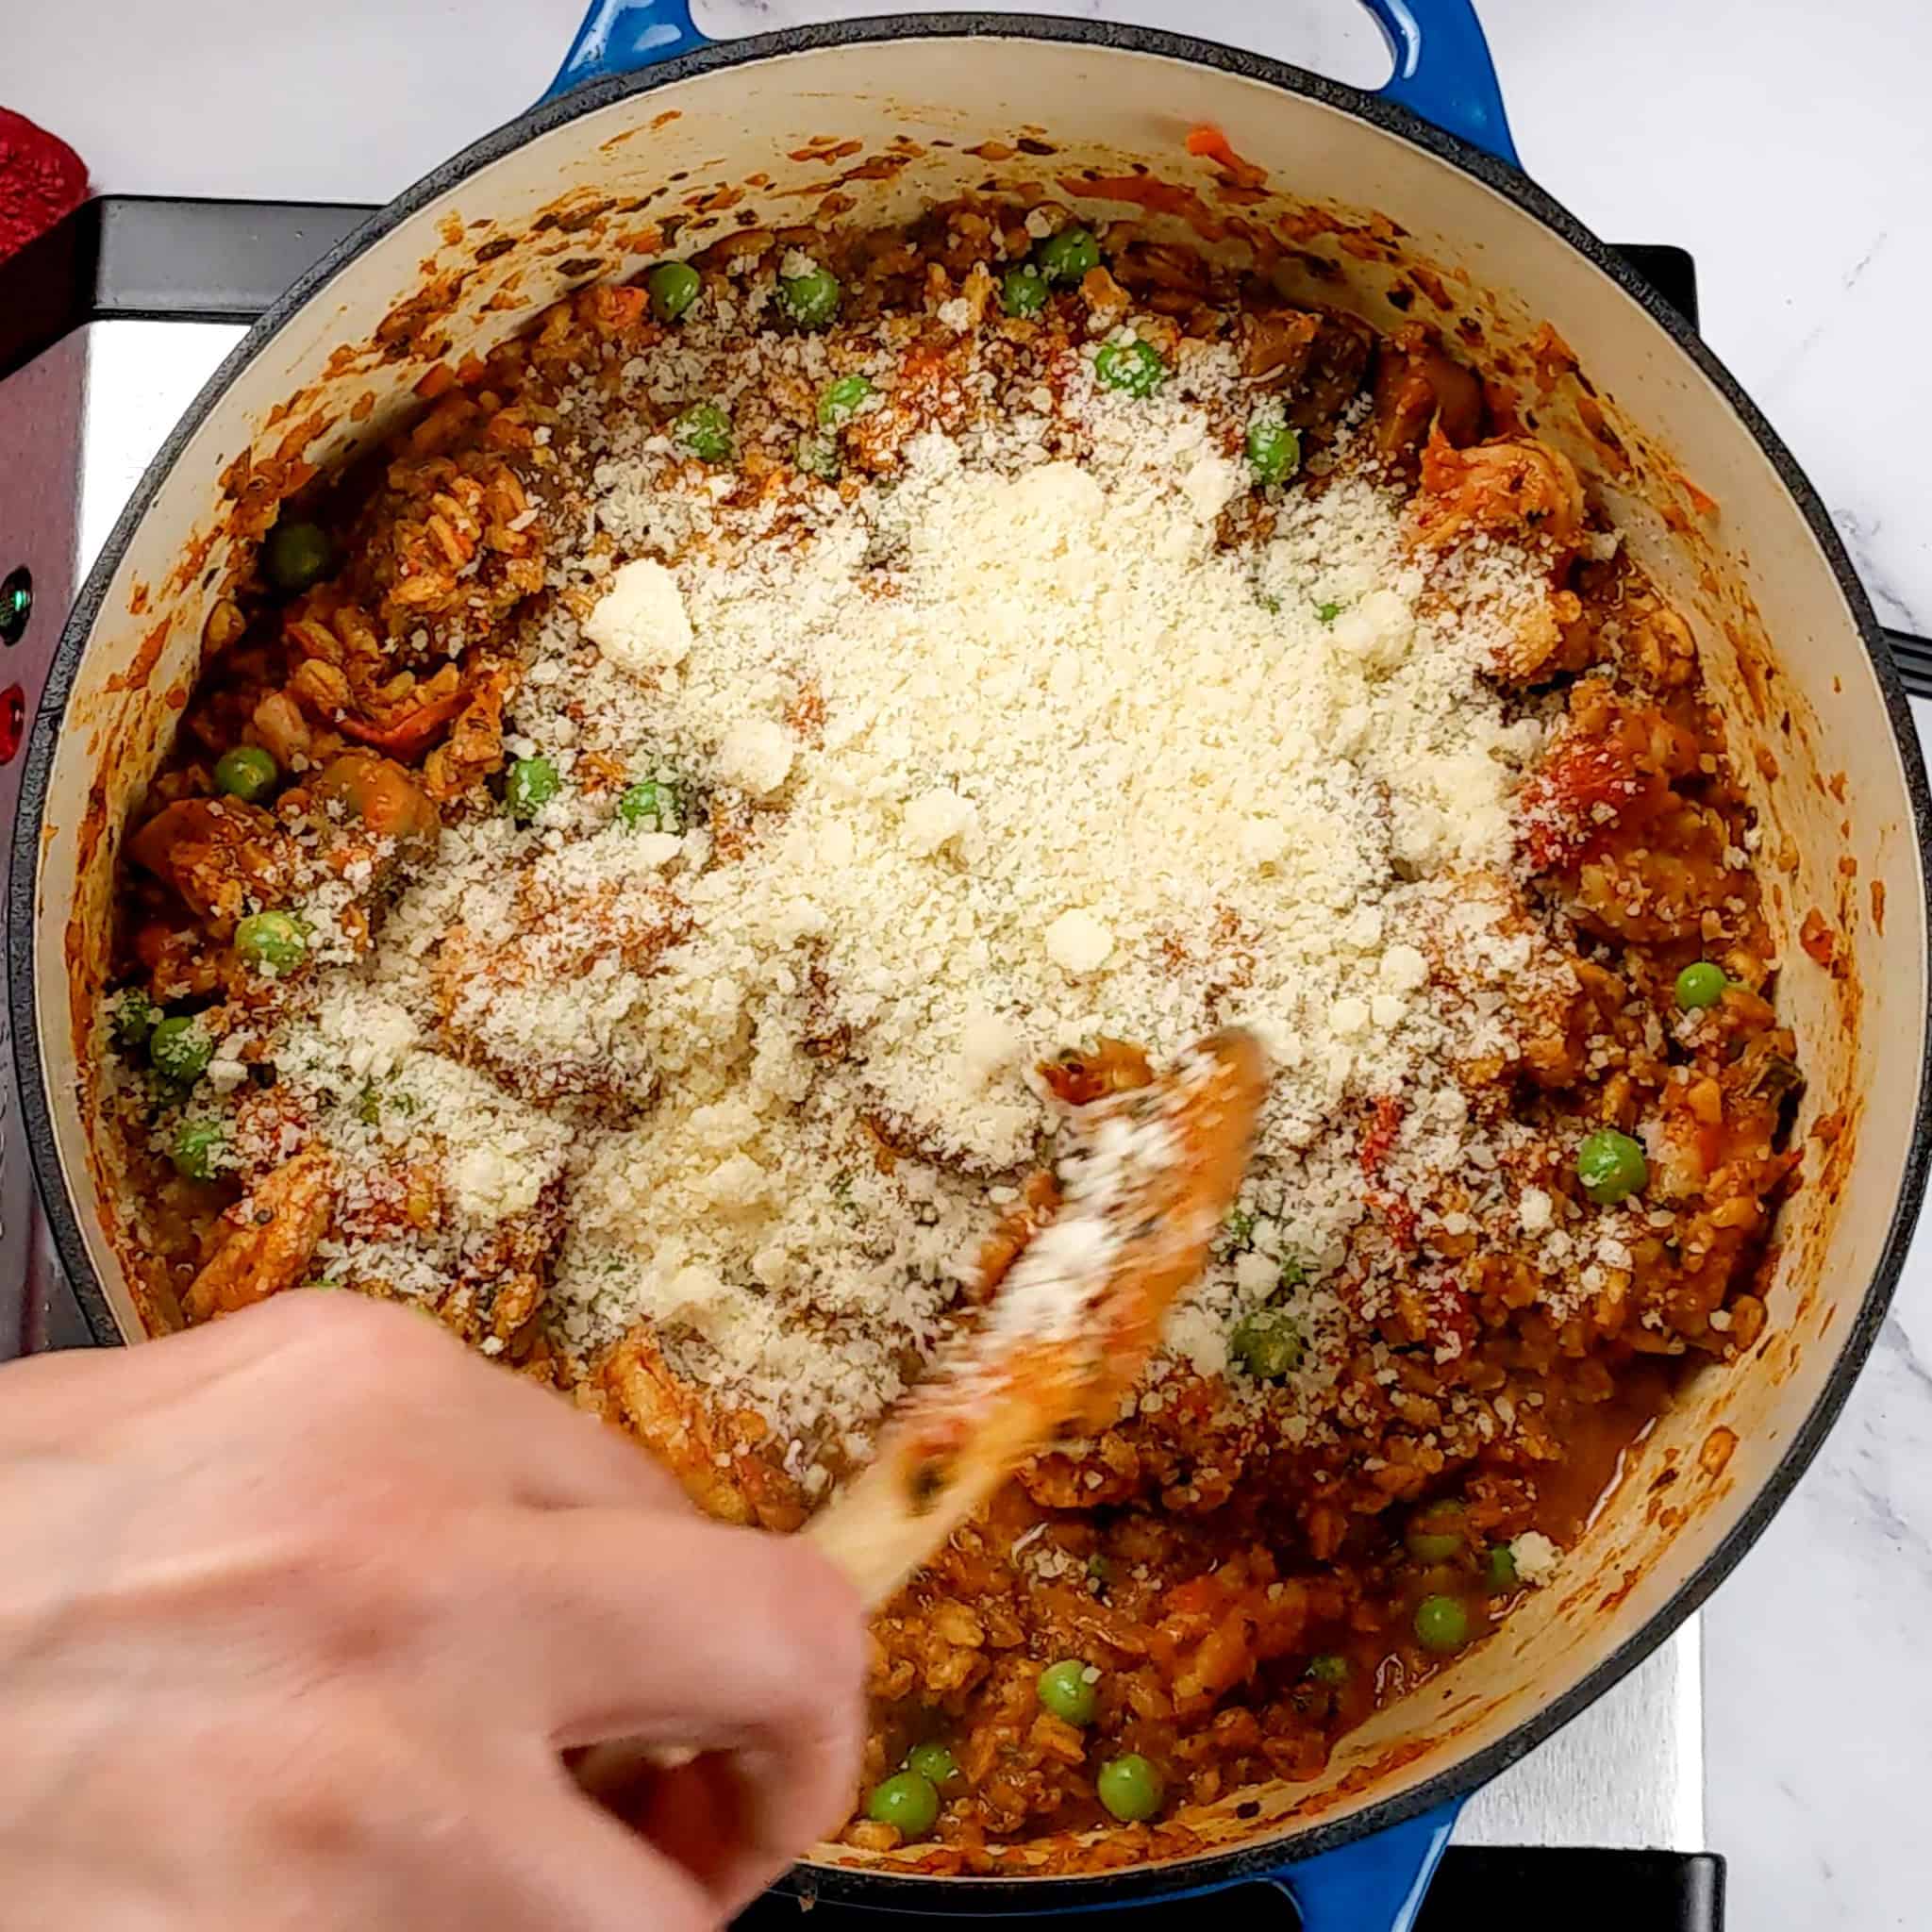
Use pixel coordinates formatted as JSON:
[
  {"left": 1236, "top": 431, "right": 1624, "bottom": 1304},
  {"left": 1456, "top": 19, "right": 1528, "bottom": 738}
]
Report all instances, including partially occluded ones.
[{"left": 232, "top": 322, "right": 1578, "bottom": 1473}]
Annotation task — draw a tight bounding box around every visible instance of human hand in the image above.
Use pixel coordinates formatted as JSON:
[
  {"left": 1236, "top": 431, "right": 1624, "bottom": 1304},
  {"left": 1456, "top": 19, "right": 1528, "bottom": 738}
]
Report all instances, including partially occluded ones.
[{"left": 0, "top": 1291, "right": 864, "bottom": 1930}]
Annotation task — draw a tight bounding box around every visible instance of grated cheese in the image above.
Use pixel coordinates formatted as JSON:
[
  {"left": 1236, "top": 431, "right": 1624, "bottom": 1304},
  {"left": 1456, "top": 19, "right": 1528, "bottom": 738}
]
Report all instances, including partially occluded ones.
[
  {"left": 1510, "top": 1530, "right": 1562, "bottom": 1586},
  {"left": 214, "top": 281, "right": 1589, "bottom": 1474},
  {"left": 584, "top": 557, "right": 693, "bottom": 675}
]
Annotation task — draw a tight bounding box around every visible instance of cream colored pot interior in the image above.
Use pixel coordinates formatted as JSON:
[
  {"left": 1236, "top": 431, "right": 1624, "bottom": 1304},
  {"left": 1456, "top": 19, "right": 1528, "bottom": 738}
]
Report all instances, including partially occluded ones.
[{"left": 28, "top": 30, "right": 1925, "bottom": 1878}]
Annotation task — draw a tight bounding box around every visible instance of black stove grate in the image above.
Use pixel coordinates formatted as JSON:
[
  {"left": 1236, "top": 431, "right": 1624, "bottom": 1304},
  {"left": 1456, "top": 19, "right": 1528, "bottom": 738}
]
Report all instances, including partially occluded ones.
[{"left": 732, "top": 1847, "right": 1724, "bottom": 1929}]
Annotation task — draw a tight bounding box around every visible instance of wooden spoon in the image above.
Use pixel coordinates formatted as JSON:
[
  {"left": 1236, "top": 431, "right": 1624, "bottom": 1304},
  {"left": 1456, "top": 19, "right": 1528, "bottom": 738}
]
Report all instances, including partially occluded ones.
[
  {"left": 577, "top": 1026, "right": 1268, "bottom": 1794},
  {"left": 806, "top": 1025, "right": 1268, "bottom": 1605}
]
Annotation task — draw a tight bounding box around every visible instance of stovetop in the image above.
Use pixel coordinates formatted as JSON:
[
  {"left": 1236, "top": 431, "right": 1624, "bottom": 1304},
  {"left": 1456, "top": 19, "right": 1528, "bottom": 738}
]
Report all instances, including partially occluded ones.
[{"left": 0, "top": 202, "right": 1734, "bottom": 1930}]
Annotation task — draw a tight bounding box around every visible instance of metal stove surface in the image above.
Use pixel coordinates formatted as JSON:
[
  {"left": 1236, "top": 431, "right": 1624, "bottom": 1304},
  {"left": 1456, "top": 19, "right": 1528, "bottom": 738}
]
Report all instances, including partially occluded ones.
[{"left": 0, "top": 261, "right": 1721, "bottom": 1922}]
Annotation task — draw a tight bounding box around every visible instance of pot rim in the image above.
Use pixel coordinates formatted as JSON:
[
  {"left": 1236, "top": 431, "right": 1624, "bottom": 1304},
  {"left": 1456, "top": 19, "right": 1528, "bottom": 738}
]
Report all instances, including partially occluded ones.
[{"left": 11, "top": 11, "right": 1930, "bottom": 1905}]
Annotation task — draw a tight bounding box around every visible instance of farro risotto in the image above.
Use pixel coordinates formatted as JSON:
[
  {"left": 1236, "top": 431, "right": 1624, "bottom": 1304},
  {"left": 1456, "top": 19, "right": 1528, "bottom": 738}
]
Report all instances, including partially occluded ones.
[{"left": 102, "top": 199, "right": 1800, "bottom": 1867}]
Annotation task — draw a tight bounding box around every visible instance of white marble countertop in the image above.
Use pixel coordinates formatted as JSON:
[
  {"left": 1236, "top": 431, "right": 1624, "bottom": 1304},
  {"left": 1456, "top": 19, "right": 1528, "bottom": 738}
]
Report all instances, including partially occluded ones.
[{"left": 11, "top": 2, "right": 1932, "bottom": 1924}]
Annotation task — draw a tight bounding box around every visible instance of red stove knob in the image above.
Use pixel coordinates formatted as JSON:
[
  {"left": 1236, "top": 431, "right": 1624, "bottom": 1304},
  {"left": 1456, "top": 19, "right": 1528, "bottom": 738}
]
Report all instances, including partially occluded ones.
[
  {"left": 0, "top": 683, "right": 25, "bottom": 764},
  {"left": 0, "top": 109, "right": 89, "bottom": 263}
]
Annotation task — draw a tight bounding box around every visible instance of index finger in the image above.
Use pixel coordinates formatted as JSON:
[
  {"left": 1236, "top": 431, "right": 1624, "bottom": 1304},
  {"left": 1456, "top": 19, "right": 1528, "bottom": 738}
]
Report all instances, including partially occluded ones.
[{"left": 184, "top": 1292, "right": 691, "bottom": 1514}]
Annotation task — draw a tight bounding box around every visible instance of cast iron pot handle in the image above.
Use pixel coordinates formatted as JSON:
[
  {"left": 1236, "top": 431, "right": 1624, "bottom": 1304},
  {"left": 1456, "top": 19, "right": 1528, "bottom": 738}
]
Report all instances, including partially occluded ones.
[
  {"left": 1266, "top": 1801, "right": 1460, "bottom": 1931},
  {"left": 544, "top": 0, "right": 1521, "bottom": 165},
  {"left": 1359, "top": 0, "right": 1519, "bottom": 162},
  {"left": 545, "top": 3, "right": 1492, "bottom": 1925}
]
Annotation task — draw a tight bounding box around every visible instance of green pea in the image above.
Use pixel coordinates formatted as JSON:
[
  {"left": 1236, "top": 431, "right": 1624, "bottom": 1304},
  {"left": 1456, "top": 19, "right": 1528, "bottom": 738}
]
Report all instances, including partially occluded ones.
[
  {"left": 1036, "top": 1657, "right": 1098, "bottom": 1726},
  {"left": 213, "top": 744, "right": 278, "bottom": 804},
  {"left": 505, "top": 756, "right": 560, "bottom": 823},
  {"left": 171, "top": 1118, "right": 225, "bottom": 1183},
  {"left": 1001, "top": 264, "right": 1050, "bottom": 317},
  {"left": 1307, "top": 1652, "right": 1351, "bottom": 1688},
  {"left": 1086, "top": 1552, "right": 1114, "bottom": 1597},
  {"left": 261, "top": 518, "right": 333, "bottom": 595},
  {"left": 1316, "top": 601, "right": 1342, "bottom": 625},
  {"left": 149, "top": 1015, "right": 212, "bottom": 1085},
  {"left": 777, "top": 267, "right": 841, "bottom": 328},
  {"left": 1230, "top": 1308, "right": 1305, "bottom": 1378},
  {"left": 866, "top": 1770, "right": 939, "bottom": 1839},
  {"left": 1245, "top": 415, "right": 1302, "bottom": 487},
  {"left": 905, "top": 1741, "right": 959, "bottom": 1789},
  {"left": 818, "top": 375, "right": 874, "bottom": 428},
  {"left": 1094, "top": 340, "right": 1166, "bottom": 398},
  {"left": 796, "top": 434, "right": 841, "bottom": 482},
  {"left": 1096, "top": 1754, "right": 1164, "bottom": 1824},
  {"left": 1576, "top": 1127, "right": 1648, "bottom": 1206},
  {"left": 1037, "top": 226, "right": 1100, "bottom": 286},
  {"left": 1413, "top": 1593, "right": 1472, "bottom": 1655},
  {"left": 234, "top": 911, "right": 307, "bottom": 975},
  {"left": 1674, "top": 961, "right": 1728, "bottom": 1010},
  {"left": 672, "top": 402, "right": 734, "bottom": 463},
  {"left": 617, "top": 779, "right": 680, "bottom": 831},
  {"left": 111, "top": 988, "right": 158, "bottom": 1055},
  {"left": 646, "top": 260, "right": 702, "bottom": 322},
  {"left": 1486, "top": 1542, "right": 1519, "bottom": 1592},
  {"left": 1405, "top": 1503, "right": 1465, "bottom": 1564}
]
